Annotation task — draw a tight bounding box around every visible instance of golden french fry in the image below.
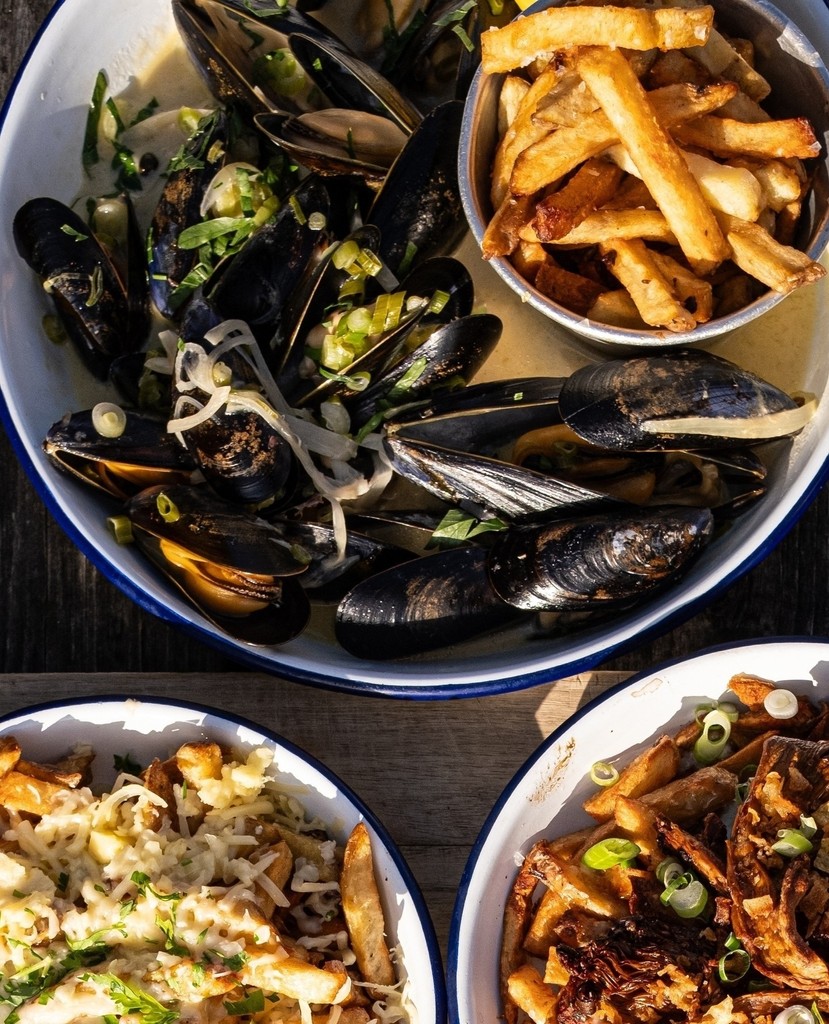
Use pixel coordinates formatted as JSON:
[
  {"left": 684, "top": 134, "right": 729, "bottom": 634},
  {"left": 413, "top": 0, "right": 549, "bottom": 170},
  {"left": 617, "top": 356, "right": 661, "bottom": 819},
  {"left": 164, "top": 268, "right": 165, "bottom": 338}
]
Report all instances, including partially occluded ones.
[
  {"left": 0, "top": 736, "right": 22, "bottom": 779},
  {"left": 506, "top": 963, "right": 557, "bottom": 1024},
  {"left": 481, "top": 5, "right": 715, "bottom": 73},
  {"left": 523, "top": 888, "right": 567, "bottom": 957},
  {"left": 532, "top": 158, "right": 623, "bottom": 241},
  {"left": 586, "top": 289, "right": 648, "bottom": 328},
  {"left": 510, "top": 79, "right": 738, "bottom": 197},
  {"left": 525, "top": 208, "right": 676, "bottom": 247},
  {"left": 718, "top": 210, "right": 826, "bottom": 292},
  {"left": 484, "top": 193, "right": 538, "bottom": 259},
  {"left": 727, "top": 671, "right": 777, "bottom": 707},
  {"left": 0, "top": 769, "right": 69, "bottom": 815},
  {"left": 576, "top": 46, "right": 729, "bottom": 274},
  {"left": 175, "top": 740, "right": 223, "bottom": 785},
  {"left": 583, "top": 735, "right": 682, "bottom": 822},
  {"left": 599, "top": 237, "right": 699, "bottom": 331},
  {"left": 544, "top": 946, "right": 570, "bottom": 986},
  {"left": 534, "top": 256, "right": 605, "bottom": 315},
  {"left": 511, "top": 239, "right": 548, "bottom": 284},
  {"left": 674, "top": 114, "right": 821, "bottom": 160},
  {"left": 498, "top": 73, "right": 531, "bottom": 136},
  {"left": 341, "top": 822, "right": 396, "bottom": 988},
  {"left": 650, "top": 250, "right": 714, "bottom": 323},
  {"left": 684, "top": 22, "right": 771, "bottom": 99}
]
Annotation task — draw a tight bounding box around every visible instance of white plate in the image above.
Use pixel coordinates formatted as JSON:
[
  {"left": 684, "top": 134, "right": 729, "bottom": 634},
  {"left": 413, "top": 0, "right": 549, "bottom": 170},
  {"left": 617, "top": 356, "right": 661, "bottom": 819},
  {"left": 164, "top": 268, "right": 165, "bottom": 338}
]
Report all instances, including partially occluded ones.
[
  {"left": 0, "top": 695, "right": 444, "bottom": 1024},
  {"left": 2, "top": 0, "right": 829, "bottom": 696},
  {"left": 447, "top": 636, "right": 829, "bottom": 1024}
]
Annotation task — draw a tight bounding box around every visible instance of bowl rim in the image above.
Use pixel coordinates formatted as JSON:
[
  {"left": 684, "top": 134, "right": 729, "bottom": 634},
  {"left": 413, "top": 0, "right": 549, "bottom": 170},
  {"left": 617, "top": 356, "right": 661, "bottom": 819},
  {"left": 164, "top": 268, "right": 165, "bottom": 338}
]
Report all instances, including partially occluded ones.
[
  {"left": 445, "top": 634, "right": 829, "bottom": 1024},
  {"left": 457, "top": 0, "right": 829, "bottom": 348},
  {"left": 3, "top": 0, "right": 829, "bottom": 698},
  {"left": 0, "top": 692, "right": 448, "bottom": 1023}
]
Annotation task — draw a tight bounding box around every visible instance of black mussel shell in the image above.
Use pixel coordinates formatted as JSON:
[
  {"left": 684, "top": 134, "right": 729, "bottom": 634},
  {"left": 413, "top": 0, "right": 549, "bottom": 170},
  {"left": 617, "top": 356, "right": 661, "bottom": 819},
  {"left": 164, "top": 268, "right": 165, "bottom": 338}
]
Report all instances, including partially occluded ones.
[
  {"left": 335, "top": 546, "right": 520, "bottom": 659},
  {"left": 147, "top": 109, "right": 230, "bottom": 321},
  {"left": 367, "top": 100, "right": 466, "bottom": 276},
  {"left": 487, "top": 506, "right": 714, "bottom": 612},
  {"left": 289, "top": 32, "right": 422, "bottom": 133},
  {"left": 43, "top": 409, "right": 197, "bottom": 500},
  {"left": 14, "top": 197, "right": 148, "bottom": 379},
  {"left": 559, "top": 350, "right": 801, "bottom": 451},
  {"left": 206, "top": 176, "right": 332, "bottom": 342}
]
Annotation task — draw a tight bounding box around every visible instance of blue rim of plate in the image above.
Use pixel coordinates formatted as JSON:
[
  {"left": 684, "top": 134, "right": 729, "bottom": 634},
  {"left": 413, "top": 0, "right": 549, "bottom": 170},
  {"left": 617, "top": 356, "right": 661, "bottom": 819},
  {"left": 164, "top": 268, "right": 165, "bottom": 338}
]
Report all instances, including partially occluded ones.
[
  {"left": 2, "top": 1, "right": 829, "bottom": 699},
  {"left": 0, "top": 693, "right": 447, "bottom": 1023},
  {"left": 444, "top": 634, "right": 829, "bottom": 1023}
]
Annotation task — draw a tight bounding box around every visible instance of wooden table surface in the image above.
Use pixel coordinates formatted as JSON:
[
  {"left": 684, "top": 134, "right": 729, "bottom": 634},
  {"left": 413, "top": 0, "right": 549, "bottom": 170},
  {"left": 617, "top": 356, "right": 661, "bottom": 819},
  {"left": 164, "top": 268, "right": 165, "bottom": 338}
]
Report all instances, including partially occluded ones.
[{"left": 3, "top": 0, "right": 829, "bottom": 977}]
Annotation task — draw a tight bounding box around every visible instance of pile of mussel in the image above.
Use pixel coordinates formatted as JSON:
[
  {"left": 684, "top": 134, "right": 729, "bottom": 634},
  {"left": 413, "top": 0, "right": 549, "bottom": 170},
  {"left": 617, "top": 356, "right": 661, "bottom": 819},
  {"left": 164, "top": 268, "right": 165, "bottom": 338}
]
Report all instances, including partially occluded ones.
[{"left": 12, "top": 0, "right": 816, "bottom": 660}]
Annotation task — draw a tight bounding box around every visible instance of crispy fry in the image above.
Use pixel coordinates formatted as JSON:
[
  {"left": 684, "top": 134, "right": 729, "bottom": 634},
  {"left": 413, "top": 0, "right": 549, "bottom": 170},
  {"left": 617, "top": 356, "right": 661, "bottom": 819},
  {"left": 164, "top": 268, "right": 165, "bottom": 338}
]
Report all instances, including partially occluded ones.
[
  {"left": 498, "top": 73, "right": 531, "bottom": 136},
  {"left": 0, "top": 770, "right": 69, "bottom": 815},
  {"left": 524, "top": 888, "right": 568, "bottom": 957},
  {"left": 341, "top": 822, "right": 395, "bottom": 989},
  {"left": 674, "top": 114, "right": 821, "bottom": 160},
  {"left": 532, "top": 158, "right": 623, "bottom": 241},
  {"left": 576, "top": 46, "right": 729, "bottom": 273},
  {"left": 175, "top": 740, "right": 223, "bottom": 785},
  {"left": 534, "top": 255, "right": 605, "bottom": 315},
  {"left": 524, "top": 208, "right": 676, "bottom": 247},
  {"left": 241, "top": 945, "right": 349, "bottom": 1003},
  {"left": 599, "top": 237, "right": 698, "bottom": 331},
  {"left": 684, "top": 21, "right": 771, "bottom": 99},
  {"left": 586, "top": 288, "right": 647, "bottom": 328},
  {"left": 650, "top": 249, "right": 714, "bottom": 323},
  {"left": 718, "top": 210, "right": 826, "bottom": 293},
  {"left": 483, "top": 193, "right": 538, "bottom": 258},
  {"left": 583, "top": 735, "right": 682, "bottom": 822},
  {"left": 510, "top": 79, "right": 738, "bottom": 197},
  {"left": 481, "top": 6, "right": 714, "bottom": 74},
  {"left": 727, "top": 672, "right": 776, "bottom": 708},
  {"left": 0, "top": 736, "right": 22, "bottom": 779},
  {"left": 506, "top": 963, "right": 557, "bottom": 1024}
]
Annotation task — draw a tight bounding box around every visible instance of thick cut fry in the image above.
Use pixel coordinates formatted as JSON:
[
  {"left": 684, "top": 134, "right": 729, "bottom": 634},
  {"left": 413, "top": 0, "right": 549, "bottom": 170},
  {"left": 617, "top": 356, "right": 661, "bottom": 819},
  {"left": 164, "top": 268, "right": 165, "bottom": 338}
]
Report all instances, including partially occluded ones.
[
  {"left": 674, "top": 114, "right": 821, "bottom": 160},
  {"left": 510, "top": 79, "right": 738, "bottom": 197},
  {"left": 583, "top": 734, "right": 682, "bottom": 822},
  {"left": 506, "top": 963, "right": 557, "bottom": 1024},
  {"left": 481, "top": 6, "right": 714, "bottom": 73},
  {"left": 498, "top": 73, "right": 531, "bottom": 136},
  {"left": 491, "top": 62, "right": 565, "bottom": 206},
  {"left": 544, "top": 946, "right": 570, "bottom": 986},
  {"left": 0, "top": 770, "right": 68, "bottom": 815},
  {"left": 241, "top": 946, "right": 349, "bottom": 1003},
  {"left": 524, "top": 208, "right": 676, "bottom": 247},
  {"left": 650, "top": 250, "right": 714, "bottom": 322},
  {"left": 524, "top": 888, "right": 567, "bottom": 957},
  {"left": 532, "top": 158, "right": 623, "bottom": 241},
  {"left": 175, "top": 740, "right": 223, "bottom": 785},
  {"left": 341, "top": 822, "right": 395, "bottom": 988},
  {"left": 484, "top": 193, "right": 538, "bottom": 259},
  {"left": 586, "top": 289, "right": 647, "bottom": 328},
  {"left": 718, "top": 211, "right": 826, "bottom": 293},
  {"left": 684, "top": 24, "right": 771, "bottom": 99},
  {"left": 511, "top": 239, "right": 548, "bottom": 283},
  {"left": 576, "top": 46, "right": 729, "bottom": 273},
  {"left": 0, "top": 736, "right": 21, "bottom": 779},
  {"left": 600, "top": 237, "right": 698, "bottom": 331},
  {"left": 534, "top": 256, "right": 605, "bottom": 315}
]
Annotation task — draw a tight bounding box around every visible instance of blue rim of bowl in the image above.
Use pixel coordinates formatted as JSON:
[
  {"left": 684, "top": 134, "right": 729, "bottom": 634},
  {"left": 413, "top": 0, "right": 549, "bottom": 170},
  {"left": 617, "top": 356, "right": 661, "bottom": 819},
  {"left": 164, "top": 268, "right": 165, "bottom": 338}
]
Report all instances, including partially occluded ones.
[
  {"left": 458, "top": 0, "right": 829, "bottom": 349},
  {"left": 445, "top": 634, "right": 829, "bottom": 1024},
  {"left": 0, "top": 693, "right": 447, "bottom": 1023},
  {"left": 2, "top": 0, "right": 829, "bottom": 699}
]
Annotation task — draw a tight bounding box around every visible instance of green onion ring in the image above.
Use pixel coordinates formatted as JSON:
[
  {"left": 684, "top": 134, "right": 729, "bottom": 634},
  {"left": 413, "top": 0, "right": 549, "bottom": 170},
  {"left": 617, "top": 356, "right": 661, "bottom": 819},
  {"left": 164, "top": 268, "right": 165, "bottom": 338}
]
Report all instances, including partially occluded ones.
[{"left": 581, "top": 838, "right": 640, "bottom": 871}]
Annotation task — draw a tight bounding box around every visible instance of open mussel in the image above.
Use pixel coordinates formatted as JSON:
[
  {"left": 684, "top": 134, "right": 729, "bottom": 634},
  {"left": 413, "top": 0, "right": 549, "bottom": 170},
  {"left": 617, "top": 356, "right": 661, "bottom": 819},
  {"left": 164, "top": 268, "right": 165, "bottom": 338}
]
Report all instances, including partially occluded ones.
[
  {"left": 123, "top": 483, "right": 310, "bottom": 645},
  {"left": 43, "top": 407, "right": 198, "bottom": 500},
  {"left": 14, "top": 195, "right": 150, "bottom": 379}
]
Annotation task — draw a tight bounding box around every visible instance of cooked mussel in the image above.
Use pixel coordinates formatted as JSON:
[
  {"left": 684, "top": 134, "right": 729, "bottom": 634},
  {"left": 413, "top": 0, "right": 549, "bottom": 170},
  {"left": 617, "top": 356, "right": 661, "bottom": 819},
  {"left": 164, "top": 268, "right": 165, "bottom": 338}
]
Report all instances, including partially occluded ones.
[
  {"left": 124, "top": 483, "right": 310, "bottom": 645},
  {"left": 43, "top": 407, "right": 198, "bottom": 500},
  {"left": 14, "top": 195, "right": 150, "bottom": 379},
  {"left": 558, "top": 350, "right": 809, "bottom": 451},
  {"left": 487, "top": 506, "right": 715, "bottom": 611}
]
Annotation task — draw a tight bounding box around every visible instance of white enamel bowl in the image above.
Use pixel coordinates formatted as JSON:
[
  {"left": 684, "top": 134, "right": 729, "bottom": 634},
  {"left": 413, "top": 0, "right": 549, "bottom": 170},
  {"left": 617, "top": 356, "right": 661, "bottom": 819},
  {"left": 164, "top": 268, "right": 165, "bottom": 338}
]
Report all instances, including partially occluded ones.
[
  {"left": 448, "top": 637, "right": 829, "bottom": 1024},
  {"left": 459, "top": 0, "right": 829, "bottom": 349},
  {"left": 2, "top": 0, "right": 829, "bottom": 696},
  {"left": 0, "top": 695, "right": 444, "bottom": 1024}
]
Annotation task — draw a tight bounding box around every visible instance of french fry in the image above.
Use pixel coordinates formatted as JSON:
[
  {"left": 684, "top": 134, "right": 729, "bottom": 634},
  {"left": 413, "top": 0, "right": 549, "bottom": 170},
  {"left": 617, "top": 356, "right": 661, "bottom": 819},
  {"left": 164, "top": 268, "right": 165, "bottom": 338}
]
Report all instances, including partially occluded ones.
[
  {"left": 718, "top": 210, "right": 826, "bottom": 293},
  {"left": 506, "top": 963, "right": 557, "bottom": 1024},
  {"left": 524, "top": 208, "right": 676, "bottom": 247},
  {"left": 576, "top": 46, "right": 729, "bottom": 274},
  {"left": 532, "top": 158, "right": 623, "bottom": 241},
  {"left": 483, "top": 193, "right": 538, "bottom": 258},
  {"left": 583, "top": 735, "right": 682, "bottom": 822},
  {"left": 341, "top": 822, "right": 395, "bottom": 989},
  {"left": 524, "top": 888, "right": 567, "bottom": 957},
  {"left": 0, "top": 769, "right": 69, "bottom": 815},
  {"left": 586, "top": 289, "right": 647, "bottom": 328},
  {"left": 534, "top": 255, "right": 605, "bottom": 315},
  {"left": 599, "top": 237, "right": 699, "bottom": 331},
  {"left": 674, "top": 114, "right": 821, "bottom": 160},
  {"left": 175, "top": 740, "right": 223, "bottom": 785},
  {"left": 498, "top": 73, "right": 531, "bottom": 136},
  {"left": 650, "top": 249, "right": 714, "bottom": 323},
  {"left": 241, "top": 945, "right": 350, "bottom": 1003},
  {"left": 510, "top": 79, "right": 738, "bottom": 197},
  {"left": 0, "top": 736, "right": 22, "bottom": 779},
  {"left": 481, "top": 5, "right": 715, "bottom": 74},
  {"left": 684, "top": 22, "right": 771, "bottom": 99}
]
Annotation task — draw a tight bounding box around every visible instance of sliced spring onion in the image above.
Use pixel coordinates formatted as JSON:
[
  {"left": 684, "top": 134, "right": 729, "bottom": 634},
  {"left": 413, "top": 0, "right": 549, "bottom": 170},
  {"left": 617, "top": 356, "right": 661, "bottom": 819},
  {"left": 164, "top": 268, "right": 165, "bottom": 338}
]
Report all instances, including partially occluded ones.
[
  {"left": 772, "top": 828, "right": 814, "bottom": 857},
  {"left": 660, "top": 871, "right": 694, "bottom": 905},
  {"left": 308, "top": 211, "right": 327, "bottom": 231},
  {"left": 801, "top": 815, "right": 818, "bottom": 838},
  {"left": 773, "top": 1006, "right": 819, "bottom": 1024},
  {"left": 718, "top": 947, "right": 751, "bottom": 983},
  {"left": 581, "top": 838, "right": 640, "bottom": 871},
  {"left": 92, "top": 402, "right": 127, "bottom": 439},
  {"left": 693, "top": 707, "right": 732, "bottom": 765},
  {"left": 665, "top": 878, "right": 708, "bottom": 918},
  {"left": 156, "top": 493, "right": 180, "bottom": 524},
  {"left": 724, "top": 932, "right": 742, "bottom": 952},
  {"left": 813, "top": 1003, "right": 826, "bottom": 1024},
  {"left": 764, "top": 688, "right": 799, "bottom": 720},
  {"left": 656, "top": 857, "right": 684, "bottom": 887},
  {"left": 107, "top": 515, "right": 133, "bottom": 545},
  {"left": 589, "top": 761, "right": 618, "bottom": 788},
  {"left": 333, "top": 240, "right": 360, "bottom": 270}
]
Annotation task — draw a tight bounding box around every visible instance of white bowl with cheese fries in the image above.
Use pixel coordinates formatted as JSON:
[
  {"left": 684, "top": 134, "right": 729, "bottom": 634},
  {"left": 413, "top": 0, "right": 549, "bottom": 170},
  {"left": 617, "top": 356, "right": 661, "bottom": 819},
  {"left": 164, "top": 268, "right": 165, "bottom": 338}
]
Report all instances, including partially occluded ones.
[
  {"left": 448, "top": 638, "right": 829, "bottom": 1024},
  {"left": 460, "top": 0, "right": 829, "bottom": 347},
  {"left": 0, "top": 697, "right": 444, "bottom": 1024}
]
